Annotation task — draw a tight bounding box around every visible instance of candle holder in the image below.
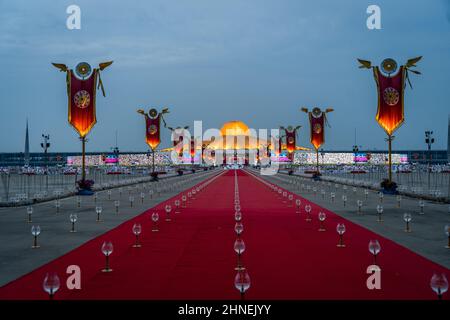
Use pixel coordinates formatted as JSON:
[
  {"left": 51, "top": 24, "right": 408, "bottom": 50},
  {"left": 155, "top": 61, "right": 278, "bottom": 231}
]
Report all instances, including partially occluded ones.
[
  {"left": 151, "top": 212, "right": 159, "bottom": 231},
  {"left": 182, "top": 195, "right": 187, "bottom": 208},
  {"left": 430, "top": 273, "right": 448, "bottom": 300},
  {"left": 368, "top": 239, "right": 381, "bottom": 265},
  {"left": 55, "top": 199, "right": 60, "bottom": 214},
  {"left": 43, "top": 272, "right": 60, "bottom": 300},
  {"left": 235, "top": 222, "right": 244, "bottom": 237},
  {"left": 132, "top": 223, "right": 142, "bottom": 248},
  {"left": 357, "top": 200, "right": 363, "bottom": 214},
  {"left": 234, "top": 270, "right": 251, "bottom": 300},
  {"left": 376, "top": 205, "right": 383, "bottom": 222},
  {"left": 305, "top": 204, "right": 312, "bottom": 222},
  {"left": 234, "top": 238, "right": 246, "bottom": 270},
  {"left": 165, "top": 204, "right": 172, "bottom": 221},
  {"left": 336, "top": 223, "right": 346, "bottom": 248},
  {"left": 129, "top": 196, "right": 134, "bottom": 208},
  {"left": 295, "top": 199, "right": 301, "bottom": 214},
  {"left": 175, "top": 200, "right": 181, "bottom": 213},
  {"left": 235, "top": 211, "right": 242, "bottom": 222},
  {"left": 114, "top": 200, "right": 120, "bottom": 214},
  {"left": 288, "top": 194, "right": 293, "bottom": 207},
  {"left": 96, "top": 206, "right": 102, "bottom": 222},
  {"left": 318, "top": 212, "right": 326, "bottom": 231},
  {"left": 403, "top": 213, "right": 412, "bottom": 232},
  {"left": 31, "top": 225, "right": 41, "bottom": 248},
  {"left": 419, "top": 200, "right": 425, "bottom": 215},
  {"left": 26, "top": 206, "right": 33, "bottom": 223},
  {"left": 69, "top": 214, "right": 78, "bottom": 233},
  {"left": 101, "top": 241, "right": 113, "bottom": 272}
]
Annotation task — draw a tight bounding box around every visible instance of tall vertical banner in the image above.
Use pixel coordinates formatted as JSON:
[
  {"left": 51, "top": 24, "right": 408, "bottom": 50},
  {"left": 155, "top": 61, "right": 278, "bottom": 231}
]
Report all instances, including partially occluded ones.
[
  {"left": 52, "top": 61, "right": 113, "bottom": 138},
  {"left": 373, "top": 66, "right": 405, "bottom": 135},
  {"left": 285, "top": 130, "right": 296, "bottom": 153},
  {"left": 68, "top": 69, "right": 98, "bottom": 138},
  {"left": 137, "top": 107, "right": 169, "bottom": 151},
  {"left": 309, "top": 111, "right": 325, "bottom": 150},
  {"left": 146, "top": 115, "right": 161, "bottom": 150}
]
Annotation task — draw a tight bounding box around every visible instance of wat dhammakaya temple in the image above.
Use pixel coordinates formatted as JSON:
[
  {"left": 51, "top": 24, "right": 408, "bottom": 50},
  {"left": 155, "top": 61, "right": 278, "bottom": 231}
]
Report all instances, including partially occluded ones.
[{"left": 0, "top": 1, "right": 449, "bottom": 316}]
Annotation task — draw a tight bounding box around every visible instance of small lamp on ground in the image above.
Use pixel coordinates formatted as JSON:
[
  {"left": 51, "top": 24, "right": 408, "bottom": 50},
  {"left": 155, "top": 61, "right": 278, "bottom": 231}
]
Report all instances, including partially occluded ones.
[
  {"left": 132, "top": 223, "right": 142, "bottom": 248},
  {"left": 69, "top": 213, "right": 78, "bottom": 233},
  {"left": 31, "top": 225, "right": 41, "bottom": 248},
  {"left": 96, "top": 206, "right": 102, "bottom": 222},
  {"left": 336, "top": 223, "right": 346, "bottom": 248},
  {"left": 26, "top": 206, "right": 33, "bottom": 223},
  {"left": 234, "top": 270, "right": 250, "bottom": 300},
  {"left": 403, "top": 213, "right": 412, "bottom": 232},
  {"left": 151, "top": 212, "right": 159, "bottom": 232},
  {"left": 43, "top": 272, "right": 60, "bottom": 300},
  {"left": 430, "top": 273, "right": 448, "bottom": 300},
  {"left": 101, "top": 241, "right": 113, "bottom": 272},
  {"left": 318, "top": 212, "right": 326, "bottom": 231},
  {"left": 368, "top": 239, "right": 381, "bottom": 265}
]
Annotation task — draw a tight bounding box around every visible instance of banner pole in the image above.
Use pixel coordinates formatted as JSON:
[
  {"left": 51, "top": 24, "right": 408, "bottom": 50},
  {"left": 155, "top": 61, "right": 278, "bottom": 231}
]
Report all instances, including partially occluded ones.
[
  {"left": 316, "top": 148, "right": 319, "bottom": 174},
  {"left": 388, "top": 134, "right": 392, "bottom": 183},
  {"left": 81, "top": 136, "right": 86, "bottom": 181},
  {"left": 152, "top": 148, "right": 155, "bottom": 174}
]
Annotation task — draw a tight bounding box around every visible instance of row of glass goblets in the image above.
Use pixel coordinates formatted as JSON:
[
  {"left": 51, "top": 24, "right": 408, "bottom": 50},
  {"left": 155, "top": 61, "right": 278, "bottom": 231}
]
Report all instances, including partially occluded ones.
[{"left": 233, "top": 170, "right": 250, "bottom": 299}]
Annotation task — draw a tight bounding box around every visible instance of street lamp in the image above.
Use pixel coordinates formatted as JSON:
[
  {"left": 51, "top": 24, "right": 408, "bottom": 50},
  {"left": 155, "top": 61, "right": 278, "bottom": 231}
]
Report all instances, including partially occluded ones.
[
  {"left": 425, "top": 131, "right": 435, "bottom": 191},
  {"left": 41, "top": 134, "right": 50, "bottom": 190}
]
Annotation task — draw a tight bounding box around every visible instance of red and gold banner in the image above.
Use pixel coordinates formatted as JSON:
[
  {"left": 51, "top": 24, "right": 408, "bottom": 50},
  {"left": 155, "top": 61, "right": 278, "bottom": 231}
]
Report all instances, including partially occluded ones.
[
  {"left": 68, "top": 70, "right": 98, "bottom": 138},
  {"left": 146, "top": 115, "right": 161, "bottom": 150},
  {"left": 285, "top": 130, "right": 296, "bottom": 153},
  {"left": 373, "top": 66, "right": 406, "bottom": 135},
  {"left": 309, "top": 112, "right": 325, "bottom": 150}
]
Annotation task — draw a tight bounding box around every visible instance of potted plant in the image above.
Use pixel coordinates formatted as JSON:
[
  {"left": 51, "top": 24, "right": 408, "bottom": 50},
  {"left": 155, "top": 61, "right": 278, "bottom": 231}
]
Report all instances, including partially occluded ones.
[
  {"left": 150, "top": 172, "right": 159, "bottom": 181},
  {"left": 76, "top": 179, "right": 95, "bottom": 195},
  {"left": 380, "top": 179, "right": 398, "bottom": 194}
]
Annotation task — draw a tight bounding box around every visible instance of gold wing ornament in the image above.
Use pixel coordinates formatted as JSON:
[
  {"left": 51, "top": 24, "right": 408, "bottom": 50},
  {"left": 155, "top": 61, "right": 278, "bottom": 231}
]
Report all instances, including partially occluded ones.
[
  {"left": 357, "top": 59, "right": 372, "bottom": 69},
  {"left": 405, "top": 56, "right": 422, "bottom": 68},
  {"left": 51, "top": 63, "right": 68, "bottom": 72},
  {"left": 98, "top": 61, "right": 114, "bottom": 70}
]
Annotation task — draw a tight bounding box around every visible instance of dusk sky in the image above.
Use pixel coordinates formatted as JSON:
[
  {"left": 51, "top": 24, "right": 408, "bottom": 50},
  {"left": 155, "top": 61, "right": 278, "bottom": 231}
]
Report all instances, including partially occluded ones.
[{"left": 1, "top": 0, "right": 449, "bottom": 153}]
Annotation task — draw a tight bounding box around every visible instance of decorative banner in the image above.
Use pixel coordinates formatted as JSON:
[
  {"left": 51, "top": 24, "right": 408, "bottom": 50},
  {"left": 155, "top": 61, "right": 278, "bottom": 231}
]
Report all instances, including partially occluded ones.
[
  {"left": 146, "top": 114, "right": 161, "bottom": 150},
  {"left": 52, "top": 61, "right": 112, "bottom": 138},
  {"left": 309, "top": 111, "right": 325, "bottom": 150},
  {"left": 285, "top": 130, "right": 296, "bottom": 153},
  {"left": 357, "top": 56, "right": 422, "bottom": 136},
  {"left": 68, "top": 69, "right": 98, "bottom": 138},
  {"left": 373, "top": 66, "right": 406, "bottom": 135}
]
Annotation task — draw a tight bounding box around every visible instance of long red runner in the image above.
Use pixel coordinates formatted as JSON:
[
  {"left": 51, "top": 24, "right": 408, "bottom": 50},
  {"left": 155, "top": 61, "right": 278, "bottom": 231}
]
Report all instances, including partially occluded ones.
[{"left": 0, "top": 170, "right": 448, "bottom": 300}]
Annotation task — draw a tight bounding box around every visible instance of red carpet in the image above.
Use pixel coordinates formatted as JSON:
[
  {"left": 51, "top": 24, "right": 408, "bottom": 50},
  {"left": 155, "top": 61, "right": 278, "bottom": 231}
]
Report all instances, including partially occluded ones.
[{"left": 0, "top": 170, "right": 448, "bottom": 300}]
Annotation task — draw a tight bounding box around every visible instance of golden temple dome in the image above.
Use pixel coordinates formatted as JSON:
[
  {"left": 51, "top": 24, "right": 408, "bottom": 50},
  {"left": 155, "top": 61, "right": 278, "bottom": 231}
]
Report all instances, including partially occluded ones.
[{"left": 220, "top": 121, "right": 250, "bottom": 136}]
